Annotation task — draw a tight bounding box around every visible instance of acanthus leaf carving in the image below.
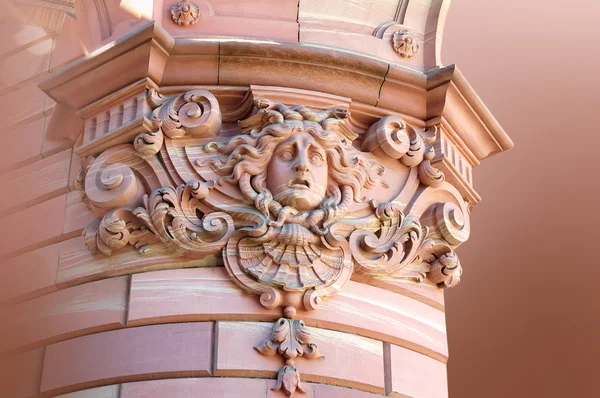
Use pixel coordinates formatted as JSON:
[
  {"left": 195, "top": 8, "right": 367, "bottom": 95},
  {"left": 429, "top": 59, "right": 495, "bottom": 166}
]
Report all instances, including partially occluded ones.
[
  {"left": 82, "top": 207, "right": 158, "bottom": 256},
  {"left": 255, "top": 307, "right": 323, "bottom": 397},
  {"left": 133, "top": 119, "right": 164, "bottom": 157},
  {"left": 428, "top": 250, "right": 462, "bottom": 288},
  {"left": 83, "top": 180, "right": 234, "bottom": 258},
  {"left": 348, "top": 200, "right": 463, "bottom": 288},
  {"left": 147, "top": 88, "right": 221, "bottom": 139},
  {"left": 349, "top": 201, "right": 426, "bottom": 278}
]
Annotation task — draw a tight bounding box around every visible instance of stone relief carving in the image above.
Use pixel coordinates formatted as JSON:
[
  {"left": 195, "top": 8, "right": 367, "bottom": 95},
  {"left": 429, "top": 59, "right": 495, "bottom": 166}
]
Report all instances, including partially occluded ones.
[
  {"left": 392, "top": 30, "right": 419, "bottom": 59},
  {"left": 255, "top": 306, "right": 323, "bottom": 396},
  {"left": 171, "top": 0, "right": 201, "bottom": 26},
  {"left": 76, "top": 88, "right": 470, "bottom": 396}
]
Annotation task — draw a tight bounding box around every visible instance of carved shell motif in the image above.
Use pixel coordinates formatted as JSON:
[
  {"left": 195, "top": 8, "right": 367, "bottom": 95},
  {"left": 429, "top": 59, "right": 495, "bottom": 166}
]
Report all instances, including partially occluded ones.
[{"left": 237, "top": 224, "right": 345, "bottom": 290}]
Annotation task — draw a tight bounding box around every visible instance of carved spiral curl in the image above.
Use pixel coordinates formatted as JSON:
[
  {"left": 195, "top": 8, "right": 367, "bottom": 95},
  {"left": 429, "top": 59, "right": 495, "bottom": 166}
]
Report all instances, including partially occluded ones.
[
  {"left": 134, "top": 118, "right": 164, "bottom": 157},
  {"left": 435, "top": 202, "right": 469, "bottom": 245},
  {"left": 303, "top": 290, "right": 323, "bottom": 311},
  {"left": 82, "top": 142, "right": 171, "bottom": 215},
  {"left": 260, "top": 287, "right": 283, "bottom": 309},
  {"left": 362, "top": 116, "right": 411, "bottom": 159},
  {"left": 133, "top": 129, "right": 164, "bottom": 157},
  {"left": 86, "top": 157, "right": 143, "bottom": 210},
  {"left": 418, "top": 147, "right": 445, "bottom": 187},
  {"left": 97, "top": 210, "right": 130, "bottom": 252},
  {"left": 428, "top": 251, "right": 462, "bottom": 287},
  {"left": 83, "top": 207, "right": 155, "bottom": 256},
  {"left": 149, "top": 89, "right": 221, "bottom": 139}
]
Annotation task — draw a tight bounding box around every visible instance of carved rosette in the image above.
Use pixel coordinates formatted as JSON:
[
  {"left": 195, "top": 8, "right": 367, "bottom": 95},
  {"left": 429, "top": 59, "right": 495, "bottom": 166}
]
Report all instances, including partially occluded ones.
[
  {"left": 171, "top": 0, "right": 200, "bottom": 26},
  {"left": 392, "top": 30, "right": 420, "bottom": 59},
  {"left": 77, "top": 88, "right": 471, "bottom": 396}
]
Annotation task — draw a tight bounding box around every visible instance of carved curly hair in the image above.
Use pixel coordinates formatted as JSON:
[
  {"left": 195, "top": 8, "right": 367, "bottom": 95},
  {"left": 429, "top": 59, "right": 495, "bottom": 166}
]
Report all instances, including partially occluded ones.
[{"left": 202, "top": 120, "right": 386, "bottom": 231}]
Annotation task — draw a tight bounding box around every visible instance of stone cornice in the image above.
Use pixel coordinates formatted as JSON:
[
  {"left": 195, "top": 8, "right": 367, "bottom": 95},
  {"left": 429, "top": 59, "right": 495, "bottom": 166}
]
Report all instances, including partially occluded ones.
[{"left": 38, "top": 21, "right": 512, "bottom": 165}]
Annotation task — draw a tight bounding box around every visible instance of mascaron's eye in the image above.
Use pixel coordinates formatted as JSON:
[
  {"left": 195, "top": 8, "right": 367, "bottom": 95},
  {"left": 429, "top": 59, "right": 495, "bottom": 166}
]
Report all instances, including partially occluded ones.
[
  {"left": 279, "top": 150, "right": 294, "bottom": 161},
  {"left": 310, "top": 153, "right": 324, "bottom": 164}
]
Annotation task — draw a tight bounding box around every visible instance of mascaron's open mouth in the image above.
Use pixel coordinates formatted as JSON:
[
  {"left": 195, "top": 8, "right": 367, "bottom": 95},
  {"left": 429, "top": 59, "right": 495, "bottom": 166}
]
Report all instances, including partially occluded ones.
[{"left": 289, "top": 176, "right": 311, "bottom": 189}]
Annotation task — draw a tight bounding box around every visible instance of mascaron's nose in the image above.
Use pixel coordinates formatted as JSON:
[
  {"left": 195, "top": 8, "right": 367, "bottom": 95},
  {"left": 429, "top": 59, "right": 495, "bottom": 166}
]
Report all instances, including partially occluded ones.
[
  {"left": 293, "top": 162, "right": 309, "bottom": 172},
  {"left": 293, "top": 151, "right": 310, "bottom": 173}
]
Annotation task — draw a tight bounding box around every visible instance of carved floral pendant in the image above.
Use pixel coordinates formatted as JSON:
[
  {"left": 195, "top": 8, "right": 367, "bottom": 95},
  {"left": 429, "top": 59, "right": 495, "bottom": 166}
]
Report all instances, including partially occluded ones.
[{"left": 255, "top": 309, "right": 323, "bottom": 396}]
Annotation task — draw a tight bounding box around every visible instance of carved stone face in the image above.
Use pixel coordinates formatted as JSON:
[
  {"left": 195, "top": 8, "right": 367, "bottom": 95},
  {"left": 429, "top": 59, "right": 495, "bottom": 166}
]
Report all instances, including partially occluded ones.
[{"left": 266, "top": 131, "right": 328, "bottom": 211}]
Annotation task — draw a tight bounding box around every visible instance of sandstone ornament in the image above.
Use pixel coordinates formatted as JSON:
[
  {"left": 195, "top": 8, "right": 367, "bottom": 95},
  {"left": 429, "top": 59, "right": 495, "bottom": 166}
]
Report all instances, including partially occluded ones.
[{"left": 77, "top": 89, "right": 470, "bottom": 396}]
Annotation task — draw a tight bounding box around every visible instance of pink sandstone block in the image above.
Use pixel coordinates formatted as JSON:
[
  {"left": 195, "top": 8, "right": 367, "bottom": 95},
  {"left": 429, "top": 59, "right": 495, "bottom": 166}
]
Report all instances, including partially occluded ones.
[
  {"left": 55, "top": 385, "right": 120, "bottom": 398},
  {"left": 56, "top": 236, "right": 218, "bottom": 289},
  {"left": 41, "top": 104, "right": 83, "bottom": 157},
  {"left": 0, "top": 347, "right": 45, "bottom": 398},
  {"left": 162, "top": 0, "right": 298, "bottom": 42},
  {"left": 299, "top": 280, "right": 449, "bottom": 362},
  {"left": 121, "top": 377, "right": 267, "bottom": 397},
  {"left": 0, "top": 37, "right": 52, "bottom": 88},
  {"left": 0, "top": 242, "right": 59, "bottom": 306},
  {"left": 126, "top": 267, "right": 447, "bottom": 362},
  {"left": 214, "top": 321, "right": 385, "bottom": 394},
  {"left": 127, "top": 267, "right": 281, "bottom": 325},
  {"left": 0, "top": 276, "right": 128, "bottom": 355},
  {"left": 0, "top": 117, "right": 45, "bottom": 172},
  {"left": 218, "top": 43, "right": 387, "bottom": 106},
  {"left": 299, "top": 0, "right": 398, "bottom": 33},
  {"left": 210, "top": 0, "right": 298, "bottom": 21},
  {"left": 351, "top": 274, "right": 445, "bottom": 310},
  {"left": 43, "top": 93, "right": 56, "bottom": 114},
  {"left": 62, "top": 191, "right": 96, "bottom": 239},
  {"left": 0, "top": 194, "right": 67, "bottom": 259},
  {"left": 40, "top": 323, "right": 214, "bottom": 397},
  {"left": 386, "top": 343, "right": 448, "bottom": 398},
  {"left": 49, "top": 34, "right": 84, "bottom": 71},
  {"left": 0, "top": 83, "right": 46, "bottom": 130},
  {"left": 313, "top": 384, "right": 385, "bottom": 398},
  {"left": 0, "top": 148, "right": 71, "bottom": 215},
  {"left": 0, "top": 22, "right": 49, "bottom": 55},
  {"left": 161, "top": 53, "right": 219, "bottom": 86}
]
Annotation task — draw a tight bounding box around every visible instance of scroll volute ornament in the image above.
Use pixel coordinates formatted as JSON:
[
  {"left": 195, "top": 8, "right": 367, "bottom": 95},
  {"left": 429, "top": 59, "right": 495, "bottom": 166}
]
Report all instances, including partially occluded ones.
[
  {"left": 361, "top": 116, "right": 444, "bottom": 188},
  {"left": 77, "top": 89, "right": 471, "bottom": 396},
  {"left": 80, "top": 89, "right": 229, "bottom": 259}
]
